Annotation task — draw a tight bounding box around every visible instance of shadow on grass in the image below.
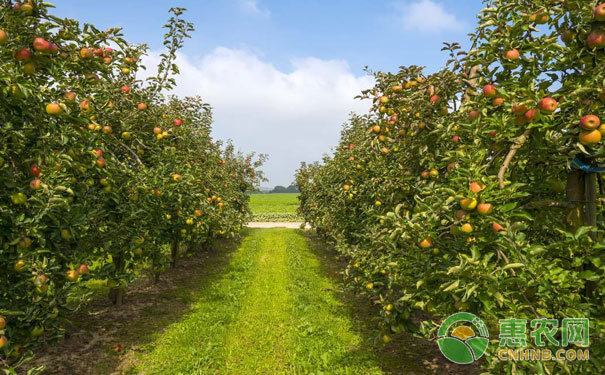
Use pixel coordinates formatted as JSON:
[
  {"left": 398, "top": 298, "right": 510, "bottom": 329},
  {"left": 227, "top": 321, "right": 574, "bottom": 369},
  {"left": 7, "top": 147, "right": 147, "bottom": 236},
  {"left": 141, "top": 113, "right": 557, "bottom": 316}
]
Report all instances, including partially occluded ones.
[
  {"left": 30, "top": 233, "right": 244, "bottom": 375},
  {"left": 301, "top": 230, "right": 482, "bottom": 375}
]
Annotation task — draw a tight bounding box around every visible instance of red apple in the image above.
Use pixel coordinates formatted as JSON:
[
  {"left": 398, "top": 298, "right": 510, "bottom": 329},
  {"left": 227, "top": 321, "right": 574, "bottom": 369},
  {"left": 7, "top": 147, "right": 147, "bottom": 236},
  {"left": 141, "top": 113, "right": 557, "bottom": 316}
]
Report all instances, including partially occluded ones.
[
  {"left": 30, "top": 164, "right": 41, "bottom": 177},
  {"left": 79, "top": 100, "right": 91, "bottom": 112},
  {"left": 492, "top": 222, "right": 504, "bottom": 232},
  {"left": 483, "top": 84, "right": 497, "bottom": 96},
  {"left": 470, "top": 182, "right": 484, "bottom": 193},
  {"left": 153, "top": 127, "right": 162, "bottom": 135},
  {"left": 33, "top": 37, "right": 50, "bottom": 52},
  {"left": 538, "top": 97, "right": 558, "bottom": 113},
  {"left": 594, "top": 3, "right": 605, "bottom": 21},
  {"left": 0, "top": 30, "right": 8, "bottom": 44},
  {"left": 120, "top": 85, "right": 131, "bottom": 94},
  {"left": 429, "top": 95, "right": 440, "bottom": 104},
  {"left": 96, "top": 157, "right": 106, "bottom": 167},
  {"left": 137, "top": 103, "right": 147, "bottom": 110},
  {"left": 64, "top": 92, "right": 76, "bottom": 102},
  {"left": 452, "top": 135, "right": 460, "bottom": 143},
  {"left": 79, "top": 47, "right": 93, "bottom": 59},
  {"left": 14, "top": 47, "right": 32, "bottom": 60},
  {"left": 174, "top": 118, "right": 182, "bottom": 127},
  {"left": 560, "top": 29, "right": 574, "bottom": 44},
  {"left": 421, "top": 170, "right": 430, "bottom": 179},
  {"left": 580, "top": 115, "right": 601, "bottom": 130},
  {"left": 511, "top": 103, "right": 528, "bottom": 115},
  {"left": 587, "top": 30, "right": 605, "bottom": 49},
  {"left": 78, "top": 264, "right": 89, "bottom": 275},
  {"left": 468, "top": 110, "right": 480, "bottom": 120},
  {"left": 477, "top": 203, "right": 493, "bottom": 215},
  {"left": 504, "top": 49, "right": 520, "bottom": 60},
  {"left": 524, "top": 108, "right": 539, "bottom": 123},
  {"left": 492, "top": 97, "right": 505, "bottom": 106},
  {"left": 30, "top": 179, "right": 42, "bottom": 190}
]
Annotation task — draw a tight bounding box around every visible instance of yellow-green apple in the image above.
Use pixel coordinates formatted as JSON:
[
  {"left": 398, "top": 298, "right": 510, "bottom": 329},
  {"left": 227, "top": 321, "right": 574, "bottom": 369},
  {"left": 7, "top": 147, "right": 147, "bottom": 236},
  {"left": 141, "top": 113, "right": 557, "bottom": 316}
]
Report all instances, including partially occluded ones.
[
  {"left": 66, "top": 270, "right": 79, "bottom": 281},
  {"left": 79, "top": 47, "right": 93, "bottom": 59},
  {"left": 419, "top": 238, "right": 432, "bottom": 248},
  {"left": 45, "top": 102, "right": 62, "bottom": 115},
  {"left": 460, "top": 197, "right": 478, "bottom": 210},
  {"left": 460, "top": 223, "right": 473, "bottom": 233},
  {"left": 579, "top": 129, "right": 601, "bottom": 145},
  {"left": 14, "top": 259, "right": 26, "bottom": 272}
]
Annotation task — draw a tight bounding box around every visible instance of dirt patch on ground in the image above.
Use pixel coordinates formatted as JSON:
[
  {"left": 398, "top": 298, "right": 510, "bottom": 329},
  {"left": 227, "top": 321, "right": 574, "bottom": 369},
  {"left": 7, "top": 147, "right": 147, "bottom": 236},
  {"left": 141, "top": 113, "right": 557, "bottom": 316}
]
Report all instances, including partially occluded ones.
[{"left": 28, "top": 238, "right": 239, "bottom": 375}]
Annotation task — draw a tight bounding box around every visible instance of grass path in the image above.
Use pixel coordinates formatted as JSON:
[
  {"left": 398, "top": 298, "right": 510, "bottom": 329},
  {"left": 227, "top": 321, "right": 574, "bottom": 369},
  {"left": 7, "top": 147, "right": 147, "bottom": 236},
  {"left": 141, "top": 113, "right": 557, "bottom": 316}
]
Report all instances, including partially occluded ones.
[{"left": 129, "top": 228, "right": 384, "bottom": 374}]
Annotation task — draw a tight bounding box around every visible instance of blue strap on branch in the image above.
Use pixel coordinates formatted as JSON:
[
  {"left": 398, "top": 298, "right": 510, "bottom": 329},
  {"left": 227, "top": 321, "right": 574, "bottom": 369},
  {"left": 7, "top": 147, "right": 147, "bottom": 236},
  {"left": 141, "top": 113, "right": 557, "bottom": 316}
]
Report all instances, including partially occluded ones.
[{"left": 571, "top": 157, "right": 605, "bottom": 173}]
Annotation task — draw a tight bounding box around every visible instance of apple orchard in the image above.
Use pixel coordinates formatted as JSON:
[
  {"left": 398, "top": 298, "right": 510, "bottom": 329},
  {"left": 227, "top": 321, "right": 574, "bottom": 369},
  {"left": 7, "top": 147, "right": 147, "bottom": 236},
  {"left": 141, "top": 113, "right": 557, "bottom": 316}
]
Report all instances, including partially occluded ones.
[
  {"left": 297, "top": 0, "right": 604, "bottom": 374},
  {"left": 0, "top": 1, "right": 264, "bottom": 370}
]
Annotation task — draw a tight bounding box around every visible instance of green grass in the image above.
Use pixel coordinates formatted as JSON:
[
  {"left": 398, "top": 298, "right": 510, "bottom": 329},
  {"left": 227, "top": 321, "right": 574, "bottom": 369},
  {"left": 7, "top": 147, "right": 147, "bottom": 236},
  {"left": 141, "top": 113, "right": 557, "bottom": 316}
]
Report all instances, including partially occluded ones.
[
  {"left": 128, "top": 229, "right": 385, "bottom": 374},
  {"left": 248, "top": 193, "right": 302, "bottom": 222}
]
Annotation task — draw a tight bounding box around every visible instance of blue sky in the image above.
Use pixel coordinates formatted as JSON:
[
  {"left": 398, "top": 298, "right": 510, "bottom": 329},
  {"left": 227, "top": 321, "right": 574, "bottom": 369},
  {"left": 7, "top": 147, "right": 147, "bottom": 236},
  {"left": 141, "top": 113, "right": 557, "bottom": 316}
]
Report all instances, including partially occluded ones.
[{"left": 52, "top": 0, "right": 485, "bottom": 186}]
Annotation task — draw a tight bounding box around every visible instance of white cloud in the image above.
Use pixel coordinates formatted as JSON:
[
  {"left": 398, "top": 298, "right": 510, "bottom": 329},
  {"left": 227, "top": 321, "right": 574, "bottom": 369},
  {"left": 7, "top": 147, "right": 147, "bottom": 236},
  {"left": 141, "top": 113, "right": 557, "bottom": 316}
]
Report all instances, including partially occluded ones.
[
  {"left": 394, "top": 0, "right": 464, "bottom": 33},
  {"left": 143, "top": 48, "right": 374, "bottom": 186},
  {"left": 239, "top": 0, "right": 271, "bottom": 18}
]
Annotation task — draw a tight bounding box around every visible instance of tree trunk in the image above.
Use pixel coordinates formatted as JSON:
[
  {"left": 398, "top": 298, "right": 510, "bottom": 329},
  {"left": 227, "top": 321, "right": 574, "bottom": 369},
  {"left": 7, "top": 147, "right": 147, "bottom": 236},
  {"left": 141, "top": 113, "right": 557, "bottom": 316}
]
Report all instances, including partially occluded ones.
[
  {"left": 110, "top": 250, "right": 125, "bottom": 306},
  {"left": 171, "top": 231, "right": 180, "bottom": 268},
  {"left": 566, "top": 169, "right": 598, "bottom": 298}
]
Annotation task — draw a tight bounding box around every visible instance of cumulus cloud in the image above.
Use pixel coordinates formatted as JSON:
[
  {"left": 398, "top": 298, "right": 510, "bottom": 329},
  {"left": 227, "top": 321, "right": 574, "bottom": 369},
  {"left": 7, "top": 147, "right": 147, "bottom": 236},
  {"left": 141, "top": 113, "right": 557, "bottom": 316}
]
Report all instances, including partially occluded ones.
[
  {"left": 143, "top": 48, "right": 374, "bottom": 186},
  {"left": 394, "top": 0, "right": 464, "bottom": 33},
  {"left": 239, "top": 0, "right": 271, "bottom": 18}
]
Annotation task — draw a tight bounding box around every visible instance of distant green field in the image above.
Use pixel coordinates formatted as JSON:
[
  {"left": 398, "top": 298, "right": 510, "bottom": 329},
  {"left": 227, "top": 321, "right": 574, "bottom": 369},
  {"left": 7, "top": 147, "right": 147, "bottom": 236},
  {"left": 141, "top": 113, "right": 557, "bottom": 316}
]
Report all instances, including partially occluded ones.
[{"left": 249, "top": 193, "right": 302, "bottom": 222}]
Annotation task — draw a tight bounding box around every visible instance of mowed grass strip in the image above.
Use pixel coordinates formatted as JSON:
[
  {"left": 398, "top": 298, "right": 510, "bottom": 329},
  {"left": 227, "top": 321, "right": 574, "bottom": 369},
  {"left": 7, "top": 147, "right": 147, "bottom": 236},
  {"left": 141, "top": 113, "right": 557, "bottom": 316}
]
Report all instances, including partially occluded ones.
[
  {"left": 130, "top": 228, "right": 385, "bottom": 374},
  {"left": 127, "top": 230, "right": 263, "bottom": 374},
  {"left": 220, "top": 228, "right": 292, "bottom": 373},
  {"left": 285, "top": 231, "right": 384, "bottom": 375}
]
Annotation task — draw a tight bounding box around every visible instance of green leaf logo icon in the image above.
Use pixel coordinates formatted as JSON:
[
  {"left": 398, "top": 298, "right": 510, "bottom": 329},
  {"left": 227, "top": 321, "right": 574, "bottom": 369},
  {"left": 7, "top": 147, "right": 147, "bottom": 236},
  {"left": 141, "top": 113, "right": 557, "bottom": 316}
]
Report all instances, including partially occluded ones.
[{"left": 437, "top": 312, "right": 489, "bottom": 364}]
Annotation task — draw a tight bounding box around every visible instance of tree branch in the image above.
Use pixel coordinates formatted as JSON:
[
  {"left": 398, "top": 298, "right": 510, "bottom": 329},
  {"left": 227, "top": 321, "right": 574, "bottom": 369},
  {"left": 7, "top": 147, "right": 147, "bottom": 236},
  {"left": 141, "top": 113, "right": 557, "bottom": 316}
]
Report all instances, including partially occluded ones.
[
  {"left": 521, "top": 199, "right": 575, "bottom": 210},
  {"left": 498, "top": 129, "right": 532, "bottom": 189}
]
